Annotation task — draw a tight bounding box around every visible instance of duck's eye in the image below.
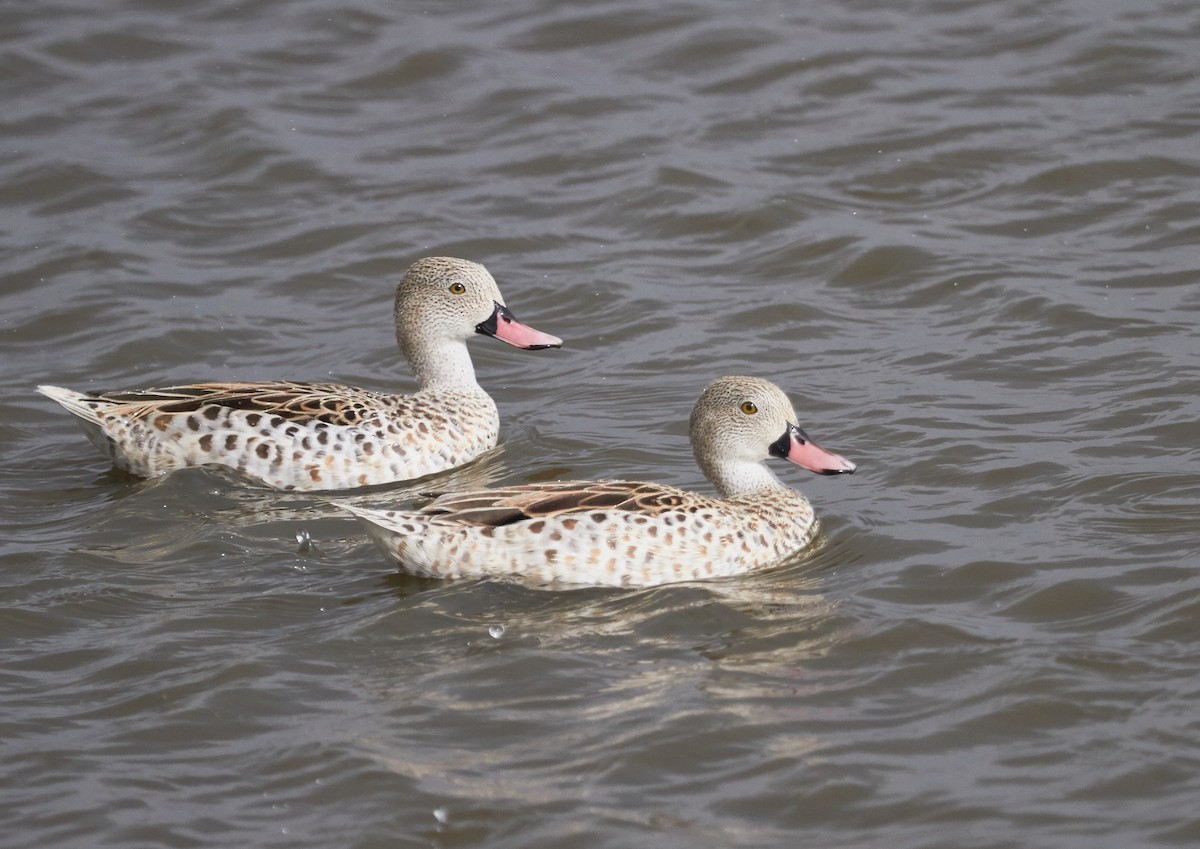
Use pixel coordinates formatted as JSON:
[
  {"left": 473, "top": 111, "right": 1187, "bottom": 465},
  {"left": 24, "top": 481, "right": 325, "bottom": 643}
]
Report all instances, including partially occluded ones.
[
  {"left": 448, "top": 282, "right": 466, "bottom": 295},
  {"left": 740, "top": 401, "right": 758, "bottom": 415}
]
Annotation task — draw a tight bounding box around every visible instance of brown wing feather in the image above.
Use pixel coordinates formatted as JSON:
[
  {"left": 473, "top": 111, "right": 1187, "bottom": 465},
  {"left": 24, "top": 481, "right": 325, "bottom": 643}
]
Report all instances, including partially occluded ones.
[
  {"left": 421, "top": 480, "right": 712, "bottom": 528},
  {"left": 93, "top": 381, "right": 393, "bottom": 425}
]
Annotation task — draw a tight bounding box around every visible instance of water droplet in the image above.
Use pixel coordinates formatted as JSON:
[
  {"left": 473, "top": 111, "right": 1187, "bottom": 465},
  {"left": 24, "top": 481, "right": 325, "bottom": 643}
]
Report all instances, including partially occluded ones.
[
  {"left": 296, "top": 529, "right": 313, "bottom": 552},
  {"left": 433, "top": 807, "right": 448, "bottom": 825},
  {"left": 489, "top": 625, "right": 505, "bottom": 639}
]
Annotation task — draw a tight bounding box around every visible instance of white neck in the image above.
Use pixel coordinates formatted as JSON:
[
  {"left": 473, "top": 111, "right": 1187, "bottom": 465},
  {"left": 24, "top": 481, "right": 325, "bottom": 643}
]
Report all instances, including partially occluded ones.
[
  {"left": 404, "top": 336, "right": 481, "bottom": 391},
  {"left": 702, "top": 457, "right": 790, "bottom": 499}
]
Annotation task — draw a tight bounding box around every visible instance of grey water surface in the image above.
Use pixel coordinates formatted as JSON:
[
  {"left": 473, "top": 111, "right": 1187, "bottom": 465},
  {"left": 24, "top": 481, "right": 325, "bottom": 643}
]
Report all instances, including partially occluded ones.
[{"left": 3, "top": 1, "right": 1199, "bottom": 847}]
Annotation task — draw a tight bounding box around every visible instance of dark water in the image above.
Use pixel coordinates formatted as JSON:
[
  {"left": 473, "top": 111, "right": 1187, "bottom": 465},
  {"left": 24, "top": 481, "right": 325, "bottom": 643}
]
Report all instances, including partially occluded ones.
[{"left": 3, "top": 0, "right": 1199, "bottom": 846}]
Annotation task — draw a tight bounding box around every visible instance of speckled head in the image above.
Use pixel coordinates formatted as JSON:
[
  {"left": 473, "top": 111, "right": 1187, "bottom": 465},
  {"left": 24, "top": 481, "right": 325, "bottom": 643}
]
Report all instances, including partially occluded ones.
[
  {"left": 689, "top": 375, "right": 854, "bottom": 497},
  {"left": 394, "top": 258, "right": 505, "bottom": 351},
  {"left": 393, "top": 257, "right": 561, "bottom": 387}
]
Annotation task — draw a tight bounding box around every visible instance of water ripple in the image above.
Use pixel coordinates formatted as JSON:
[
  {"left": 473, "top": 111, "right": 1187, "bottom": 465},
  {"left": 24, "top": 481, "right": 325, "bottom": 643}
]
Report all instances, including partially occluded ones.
[{"left": 3, "top": 0, "right": 1200, "bottom": 847}]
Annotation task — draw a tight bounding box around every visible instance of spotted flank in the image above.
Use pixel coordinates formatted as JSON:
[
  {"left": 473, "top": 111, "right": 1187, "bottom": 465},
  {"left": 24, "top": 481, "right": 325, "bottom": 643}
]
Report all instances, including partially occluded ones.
[
  {"left": 340, "top": 376, "right": 855, "bottom": 587},
  {"left": 38, "top": 257, "right": 562, "bottom": 491}
]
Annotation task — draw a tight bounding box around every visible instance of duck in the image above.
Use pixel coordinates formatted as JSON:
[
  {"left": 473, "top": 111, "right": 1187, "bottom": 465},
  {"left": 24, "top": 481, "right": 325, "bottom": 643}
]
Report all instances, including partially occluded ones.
[
  {"left": 339, "top": 375, "right": 855, "bottom": 586},
  {"left": 38, "top": 257, "right": 562, "bottom": 491}
]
